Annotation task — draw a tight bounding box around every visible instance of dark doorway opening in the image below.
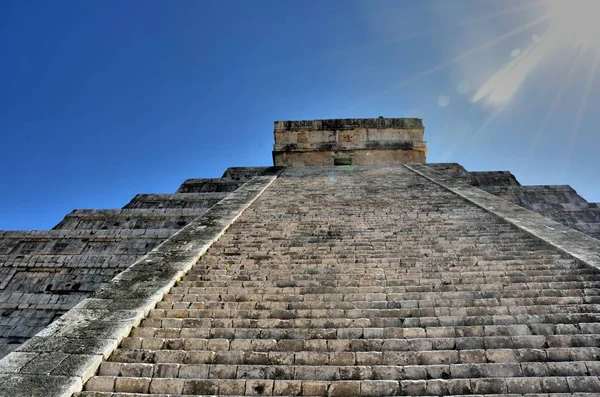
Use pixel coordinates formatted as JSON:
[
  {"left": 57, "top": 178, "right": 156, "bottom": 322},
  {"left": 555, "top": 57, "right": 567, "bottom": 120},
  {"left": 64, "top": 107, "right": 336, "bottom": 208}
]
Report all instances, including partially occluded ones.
[{"left": 334, "top": 158, "right": 352, "bottom": 166}]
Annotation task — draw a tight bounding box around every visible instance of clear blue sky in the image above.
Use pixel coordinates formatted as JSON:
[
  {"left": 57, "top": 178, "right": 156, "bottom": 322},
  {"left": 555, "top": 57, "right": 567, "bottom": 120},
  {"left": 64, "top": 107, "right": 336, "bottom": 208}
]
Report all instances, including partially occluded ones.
[{"left": 1, "top": 0, "right": 599, "bottom": 230}]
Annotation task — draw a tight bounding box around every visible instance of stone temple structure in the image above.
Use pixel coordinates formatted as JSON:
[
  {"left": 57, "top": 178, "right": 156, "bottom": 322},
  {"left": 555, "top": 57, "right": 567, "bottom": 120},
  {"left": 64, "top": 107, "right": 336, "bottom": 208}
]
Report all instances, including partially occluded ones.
[{"left": 1, "top": 117, "right": 600, "bottom": 396}]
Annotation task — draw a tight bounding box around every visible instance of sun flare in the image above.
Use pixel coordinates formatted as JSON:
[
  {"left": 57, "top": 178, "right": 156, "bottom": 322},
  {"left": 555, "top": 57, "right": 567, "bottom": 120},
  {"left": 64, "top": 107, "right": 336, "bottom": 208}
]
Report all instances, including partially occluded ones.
[
  {"left": 546, "top": 0, "right": 600, "bottom": 50},
  {"left": 471, "top": 0, "right": 600, "bottom": 107}
]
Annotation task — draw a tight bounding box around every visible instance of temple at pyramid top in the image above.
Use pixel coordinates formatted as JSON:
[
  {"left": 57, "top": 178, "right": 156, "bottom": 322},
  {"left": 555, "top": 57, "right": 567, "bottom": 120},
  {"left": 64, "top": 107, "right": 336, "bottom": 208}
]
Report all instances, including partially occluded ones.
[{"left": 272, "top": 117, "right": 427, "bottom": 166}]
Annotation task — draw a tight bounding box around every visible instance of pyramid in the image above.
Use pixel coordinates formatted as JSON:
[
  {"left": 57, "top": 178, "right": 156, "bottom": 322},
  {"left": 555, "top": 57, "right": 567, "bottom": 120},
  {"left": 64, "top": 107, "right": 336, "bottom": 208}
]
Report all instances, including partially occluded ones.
[{"left": 1, "top": 118, "right": 599, "bottom": 396}]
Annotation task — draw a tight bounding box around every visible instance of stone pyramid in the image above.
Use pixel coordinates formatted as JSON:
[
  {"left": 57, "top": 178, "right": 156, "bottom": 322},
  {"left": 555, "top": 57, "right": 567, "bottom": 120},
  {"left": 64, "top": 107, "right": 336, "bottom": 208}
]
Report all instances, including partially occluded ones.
[{"left": 1, "top": 118, "right": 600, "bottom": 396}]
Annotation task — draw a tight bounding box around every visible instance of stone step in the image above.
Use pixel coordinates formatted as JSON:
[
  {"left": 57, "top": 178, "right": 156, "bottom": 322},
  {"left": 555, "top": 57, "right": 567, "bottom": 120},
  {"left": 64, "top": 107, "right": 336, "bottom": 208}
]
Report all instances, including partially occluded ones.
[
  {"left": 176, "top": 178, "right": 244, "bottom": 193},
  {"left": 220, "top": 167, "right": 272, "bottom": 182},
  {"left": 130, "top": 322, "right": 600, "bottom": 340},
  {"left": 131, "top": 322, "right": 600, "bottom": 338},
  {"left": 0, "top": 270, "right": 117, "bottom": 293},
  {"left": 522, "top": 202, "right": 595, "bottom": 212},
  {"left": 203, "top": 246, "right": 566, "bottom": 255},
  {"left": 188, "top": 264, "right": 560, "bottom": 272},
  {"left": 161, "top": 285, "right": 600, "bottom": 302},
  {"left": 546, "top": 208, "right": 600, "bottom": 221},
  {"left": 76, "top": 393, "right": 322, "bottom": 397},
  {"left": 133, "top": 315, "right": 600, "bottom": 339},
  {"left": 139, "top": 308, "right": 600, "bottom": 331},
  {"left": 108, "top": 347, "right": 600, "bottom": 367},
  {"left": 190, "top": 264, "right": 591, "bottom": 280},
  {"left": 0, "top": 230, "right": 176, "bottom": 256},
  {"left": 0, "top": 229, "right": 176, "bottom": 255},
  {"left": 118, "top": 333, "right": 600, "bottom": 353},
  {"left": 74, "top": 392, "right": 600, "bottom": 397},
  {"left": 0, "top": 254, "right": 140, "bottom": 269},
  {"left": 168, "top": 284, "right": 600, "bottom": 298},
  {"left": 53, "top": 208, "right": 208, "bottom": 230},
  {"left": 193, "top": 255, "right": 571, "bottom": 265},
  {"left": 182, "top": 268, "right": 598, "bottom": 284},
  {"left": 175, "top": 274, "right": 600, "bottom": 290},
  {"left": 114, "top": 332, "right": 600, "bottom": 356},
  {"left": 164, "top": 275, "right": 591, "bottom": 292},
  {"left": 191, "top": 271, "right": 592, "bottom": 285},
  {"left": 209, "top": 235, "right": 553, "bottom": 245},
  {"left": 188, "top": 269, "right": 588, "bottom": 282},
  {"left": 153, "top": 297, "right": 600, "bottom": 315},
  {"left": 217, "top": 230, "right": 531, "bottom": 237},
  {"left": 164, "top": 291, "right": 599, "bottom": 304},
  {"left": 457, "top": 170, "right": 521, "bottom": 187},
  {"left": 161, "top": 289, "right": 600, "bottom": 308},
  {"left": 483, "top": 185, "right": 590, "bottom": 208},
  {"left": 0, "top": 229, "right": 177, "bottom": 238},
  {"left": 0, "top": 291, "right": 88, "bottom": 309},
  {"left": 81, "top": 375, "right": 600, "bottom": 395},
  {"left": 156, "top": 291, "right": 600, "bottom": 311},
  {"left": 146, "top": 304, "right": 600, "bottom": 321},
  {"left": 187, "top": 258, "right": 576, "bottom": 272},
  {"left": 124, "top": 193, "right": 227, "bottom": 209},
  {"left": 98, "top": 361, "right": 600, "bottom": 380}
]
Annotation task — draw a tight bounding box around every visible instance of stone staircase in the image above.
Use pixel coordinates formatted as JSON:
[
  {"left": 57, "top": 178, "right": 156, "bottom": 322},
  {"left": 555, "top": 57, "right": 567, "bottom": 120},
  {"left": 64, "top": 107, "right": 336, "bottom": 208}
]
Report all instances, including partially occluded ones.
[
  {"left": 77, "top": 166, "right": 600, "bottom": 396},
  {"left": 0, "top": 168, "right": 268, "bottom": 357},
  {"left": 428, "top": 163, "right": 600, "bottom": 240}
]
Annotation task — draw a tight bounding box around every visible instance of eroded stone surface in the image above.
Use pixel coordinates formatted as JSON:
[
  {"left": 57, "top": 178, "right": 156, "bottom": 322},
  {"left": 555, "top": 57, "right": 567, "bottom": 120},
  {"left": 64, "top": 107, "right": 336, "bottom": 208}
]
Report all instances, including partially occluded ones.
[
  {"left": 410, "top": 164, "right": 600, "bottom": 271},
  {"left": 273, "top": 118, "right": 427, "bottom": 166},
  {"left": 428, "top": 162, "right": 600, "bottom": 240},
  {"left": 0, "top": 167, "right": 271, "bottom": 357},
  {"left": 1, "top": 119, "right": 599, "bottom": 396},
  {"left": 77, "top": 165, "right": 600, "bottom": 396},
  {"left": 0, "top": 169, "right": 280, "bottom": 396}
]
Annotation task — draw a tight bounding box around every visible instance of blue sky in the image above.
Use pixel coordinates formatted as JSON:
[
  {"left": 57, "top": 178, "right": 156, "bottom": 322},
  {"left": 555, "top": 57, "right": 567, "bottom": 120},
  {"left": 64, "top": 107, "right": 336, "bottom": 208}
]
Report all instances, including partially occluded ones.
[{"left": 1, "top": 0, "right": 599, "bottom": 230}]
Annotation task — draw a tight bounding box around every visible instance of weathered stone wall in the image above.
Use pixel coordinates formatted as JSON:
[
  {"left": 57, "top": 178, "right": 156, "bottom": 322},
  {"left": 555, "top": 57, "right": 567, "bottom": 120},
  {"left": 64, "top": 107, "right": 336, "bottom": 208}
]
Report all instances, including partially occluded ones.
[
  {"left": 429, "top": 163, "right": 600, "bottom": 240},
  {"left": 0, "top": 169, "right": 281, "bottom": 396},
  {"left": 76, "top": 165, "right": 600, "bottom": 396},
  {"left": 2, "top": 159, "right": 597, "bottom": 360},
  {"left": 2, "top": 116, "right": 599, "bottom": 395},
  {"left": 0, "top": 167, "right": 269, "bottom": 358},
  {"left": 273, "top": 118, "right": 426, "bottom": 166},
  {"left": 274, "top": 118, "right": 423, "bottom": 131},
  {"left": 273, "top": 148, "right": 426, "bottom": 167}
]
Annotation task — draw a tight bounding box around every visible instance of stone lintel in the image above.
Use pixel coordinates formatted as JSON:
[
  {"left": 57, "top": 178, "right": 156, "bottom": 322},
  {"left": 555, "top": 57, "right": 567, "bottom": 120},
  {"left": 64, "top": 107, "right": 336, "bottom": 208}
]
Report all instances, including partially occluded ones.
[
  {"left": 274, "top": 148, "right": 426, "bottom": 167},
  {"left": 0, "top": 167, "right": 282, "bottom": 397},
  {"left": 274, "top": 141, "right": 427, "bottom": 152},
  {"left": 406, "top": 164, "right": 600, "bottom": 271}
]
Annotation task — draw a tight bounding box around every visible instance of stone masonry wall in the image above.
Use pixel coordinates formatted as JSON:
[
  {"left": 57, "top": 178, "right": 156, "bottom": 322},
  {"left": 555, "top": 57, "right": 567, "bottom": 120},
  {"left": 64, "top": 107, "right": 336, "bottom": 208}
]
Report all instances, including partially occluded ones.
[
  {"left": 0, "top": 167, "right": 269, "bottom": 358},
  {"left": 274, "top": 149, "right": 426, "bottom": 167},
  {"left": 273, "top": 118, "right": 426, "bottom": 166},
  {"left": 79, "top": 165, "right": 600, "bottom": 396},
  {"left": 428, "top": 163, "right": 600, "bottom": 240}
]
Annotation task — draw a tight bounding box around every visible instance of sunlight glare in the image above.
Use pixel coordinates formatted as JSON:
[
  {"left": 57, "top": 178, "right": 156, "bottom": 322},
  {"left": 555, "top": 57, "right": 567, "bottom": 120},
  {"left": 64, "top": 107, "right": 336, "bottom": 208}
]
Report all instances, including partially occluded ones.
[
  {"left": 546, "top": 0, "right": 600, "bottom": 50},
  {"left": 472, "top": 0, "right": 600, "bottom": 107},
  {"left": 524, "top": 48, "right": 584, "bottom": 166},
  {"left": 472, "top": 39, "right": 551, "bottom": 106}
]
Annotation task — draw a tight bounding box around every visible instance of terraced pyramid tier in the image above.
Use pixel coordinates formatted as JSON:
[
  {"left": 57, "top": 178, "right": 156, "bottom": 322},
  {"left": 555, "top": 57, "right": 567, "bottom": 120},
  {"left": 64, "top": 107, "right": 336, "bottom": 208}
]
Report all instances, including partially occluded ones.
[
  {"left": 0, "top": 167, "right": 268, "bottom": 358},
  {"left": 79, "top": 166, "right": 600, "bottom": 396}
]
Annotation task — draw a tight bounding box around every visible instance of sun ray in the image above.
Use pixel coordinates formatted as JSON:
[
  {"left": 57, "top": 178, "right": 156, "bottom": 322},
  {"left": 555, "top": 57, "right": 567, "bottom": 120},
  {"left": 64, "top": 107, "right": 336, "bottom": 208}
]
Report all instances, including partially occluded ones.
[
  {"left": 563, "top": 52, "right": 599, "bottom": 171},
  {"left": 471, "top": 38, "right": 554, "bottom": 106},
  {"left": 342, "top": 0, "right": 548, "bottom": 56},
  {"left": 394, "top": 15, "right": 550, "bottom": 89},
  {"left": 469, "top": 105, "right": 509, "bottom": 145},
  {"left": 521, "top": 48, "right": 585, "bottom": 169},
  {"left": 341, "top": 14, "right": 550, "bottom": 114},
  {"left": 545, "top": 0, "right": 600, "bottom": 51},
  {"left": 257, "top": 1, "right": 548, "bottom": 75}
]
